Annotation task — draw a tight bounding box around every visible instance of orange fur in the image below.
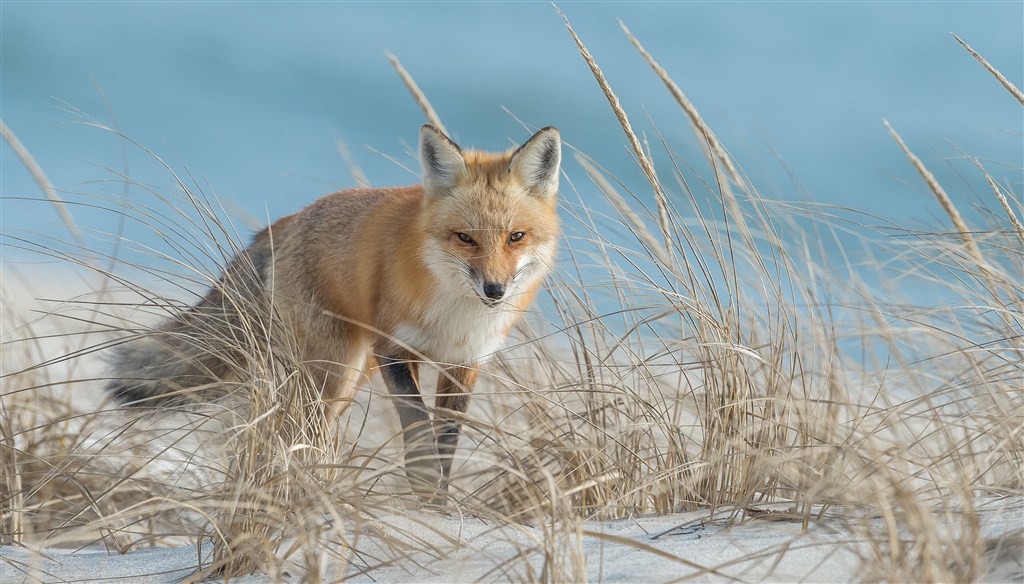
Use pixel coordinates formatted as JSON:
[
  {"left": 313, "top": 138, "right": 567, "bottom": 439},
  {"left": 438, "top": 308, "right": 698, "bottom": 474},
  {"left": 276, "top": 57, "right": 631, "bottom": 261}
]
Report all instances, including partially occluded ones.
[{"left": 109, "top": 125, "right": 561, "bottom": 500}]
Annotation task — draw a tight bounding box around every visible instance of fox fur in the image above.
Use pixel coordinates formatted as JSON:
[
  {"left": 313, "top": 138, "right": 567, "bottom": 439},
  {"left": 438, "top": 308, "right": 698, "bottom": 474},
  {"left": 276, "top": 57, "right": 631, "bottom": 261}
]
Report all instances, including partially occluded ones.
[{"left": 107, "top": 125, "right": 562, "bottom": 501}]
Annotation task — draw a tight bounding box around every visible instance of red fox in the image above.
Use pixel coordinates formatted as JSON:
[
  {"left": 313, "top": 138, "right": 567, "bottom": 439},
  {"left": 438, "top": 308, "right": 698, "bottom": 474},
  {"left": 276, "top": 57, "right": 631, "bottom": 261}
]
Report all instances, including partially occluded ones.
[{"left": 107, "top": 125, "right": 561, "bottom": 501}]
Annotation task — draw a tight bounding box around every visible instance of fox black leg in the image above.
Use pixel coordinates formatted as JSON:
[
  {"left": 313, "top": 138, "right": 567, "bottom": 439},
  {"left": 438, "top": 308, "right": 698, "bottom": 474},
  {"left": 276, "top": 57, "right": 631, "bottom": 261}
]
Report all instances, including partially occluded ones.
[
  {"left": 379, "top": 353, "right": 443, "bottom": 503},
  {"left": 435, "top": 365, "right": 478, "bottom": 496}
]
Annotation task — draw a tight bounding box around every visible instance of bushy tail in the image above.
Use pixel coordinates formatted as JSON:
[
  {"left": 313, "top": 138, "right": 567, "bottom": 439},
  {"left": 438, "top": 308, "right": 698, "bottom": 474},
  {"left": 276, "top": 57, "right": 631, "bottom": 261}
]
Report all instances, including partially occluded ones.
[
  {"left": 106, "top": 295, "right": 248, "bottom": 408},
  {"left": 107, "top": 242, "right": 273, "bottom": 408}
]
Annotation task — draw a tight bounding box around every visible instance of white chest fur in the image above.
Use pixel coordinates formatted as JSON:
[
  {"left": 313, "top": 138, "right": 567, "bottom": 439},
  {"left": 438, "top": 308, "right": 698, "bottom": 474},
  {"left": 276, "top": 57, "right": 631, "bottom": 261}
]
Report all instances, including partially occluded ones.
[{"left": 393, "top": 298, "right": 519, "bottom": 365}]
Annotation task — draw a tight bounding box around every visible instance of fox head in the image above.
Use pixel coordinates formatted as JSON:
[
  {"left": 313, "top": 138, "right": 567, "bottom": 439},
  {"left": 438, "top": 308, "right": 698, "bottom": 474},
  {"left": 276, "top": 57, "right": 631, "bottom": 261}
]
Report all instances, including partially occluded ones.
[{"left": 419, "top": 125, "right": 561, "bottom": 308}]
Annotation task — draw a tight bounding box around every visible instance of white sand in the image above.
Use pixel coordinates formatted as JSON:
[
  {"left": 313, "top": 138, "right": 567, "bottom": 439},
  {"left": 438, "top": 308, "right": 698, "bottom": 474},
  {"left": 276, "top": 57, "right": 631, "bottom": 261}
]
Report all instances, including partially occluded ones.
[{"left": 3, "top": 502, "right": 1021, "bottom": 583}]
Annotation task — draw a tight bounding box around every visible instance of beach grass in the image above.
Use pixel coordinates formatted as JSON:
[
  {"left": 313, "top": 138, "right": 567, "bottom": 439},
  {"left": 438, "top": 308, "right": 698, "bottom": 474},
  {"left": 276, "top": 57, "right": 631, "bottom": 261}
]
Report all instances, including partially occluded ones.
[{"left": 2, "top": 17, "right": 1022, "bottom": 583}]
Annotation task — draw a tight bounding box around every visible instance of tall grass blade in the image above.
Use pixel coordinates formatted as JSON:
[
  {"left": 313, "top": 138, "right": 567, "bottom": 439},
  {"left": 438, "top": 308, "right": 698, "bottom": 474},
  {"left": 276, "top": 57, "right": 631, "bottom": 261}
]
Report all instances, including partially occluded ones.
[
  {"left": 1, "top": 120, "right": 83, "bottom": 244},
  {"left": 952, "top": 33, "right": 1024, "bottom": 106},
  {"left": 386, "top": 53, "right": 448, "bottom": 135}
]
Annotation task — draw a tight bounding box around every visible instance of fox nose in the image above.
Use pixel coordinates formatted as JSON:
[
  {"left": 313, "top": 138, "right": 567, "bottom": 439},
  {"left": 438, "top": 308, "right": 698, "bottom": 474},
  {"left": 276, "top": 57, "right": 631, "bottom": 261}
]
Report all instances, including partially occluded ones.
[{"left": 483, "top": 282, "right": 505, "bottom": 300}]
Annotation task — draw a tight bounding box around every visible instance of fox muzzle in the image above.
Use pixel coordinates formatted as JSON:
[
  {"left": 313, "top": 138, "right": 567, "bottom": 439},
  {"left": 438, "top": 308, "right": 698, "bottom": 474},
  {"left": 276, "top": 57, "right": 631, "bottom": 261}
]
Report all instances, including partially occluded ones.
[{"left": 483, "top": 282, "right": 506, "bottom": 301}]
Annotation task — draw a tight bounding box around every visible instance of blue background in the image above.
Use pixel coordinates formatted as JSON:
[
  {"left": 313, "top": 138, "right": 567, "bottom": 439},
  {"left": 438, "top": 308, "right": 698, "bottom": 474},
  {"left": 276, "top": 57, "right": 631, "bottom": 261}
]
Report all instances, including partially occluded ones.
[{"left": 2, "top": 2, "right": 1022, "bottom": 274}]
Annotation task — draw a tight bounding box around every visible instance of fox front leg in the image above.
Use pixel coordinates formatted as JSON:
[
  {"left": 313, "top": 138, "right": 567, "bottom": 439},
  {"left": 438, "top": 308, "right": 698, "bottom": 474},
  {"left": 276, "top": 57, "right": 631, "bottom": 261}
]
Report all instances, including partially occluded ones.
[
  {"left": 378, "top": 354, "right": 444, "bottom": 503},
  {"left": 434, "top": 366, "right": 478, "bottom": 495}
]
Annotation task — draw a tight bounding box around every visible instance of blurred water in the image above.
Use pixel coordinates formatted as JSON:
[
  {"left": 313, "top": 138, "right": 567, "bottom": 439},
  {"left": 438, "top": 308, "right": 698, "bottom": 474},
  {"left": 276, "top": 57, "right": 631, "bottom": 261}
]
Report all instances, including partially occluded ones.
[{"left": 1, "top": 2, "right": 1021, "bottom": 276}]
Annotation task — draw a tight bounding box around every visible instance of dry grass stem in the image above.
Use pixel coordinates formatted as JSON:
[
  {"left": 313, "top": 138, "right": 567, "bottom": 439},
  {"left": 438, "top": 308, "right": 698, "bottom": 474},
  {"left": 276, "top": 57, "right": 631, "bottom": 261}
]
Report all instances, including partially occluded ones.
[
  {"left": 334, "top": 134, "right": 371, "bottom": 189},
  {"left": 1, "top": 120, "right": 83, "bottom": 243},
  {"left": 619, "top": 21, "right": 745, "bottom": 200},
  {"left": 988, "top": 175, "right": 1024, "bottom": 244},
  {"left": 883, "top": 120, "right": 985, "bottom": 268},
  {"left": 557, "top": 7, "right": 673, "bottom": 255},
  {"left": 574, "top": 153, "right": 670, "bottom": 265},
  {"left": 952, "top": 33, "right": 1024, "bottom": 106},
  {"left": 386, "top": 53, "right": 448, "bottom": 136}
]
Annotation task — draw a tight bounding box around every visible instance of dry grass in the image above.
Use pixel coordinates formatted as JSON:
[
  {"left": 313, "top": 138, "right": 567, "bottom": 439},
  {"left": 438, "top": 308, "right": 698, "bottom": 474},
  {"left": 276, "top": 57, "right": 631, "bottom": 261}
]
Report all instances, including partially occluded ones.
[{"left": 2, "top": 15, "right": 1022, "bottom": 583}]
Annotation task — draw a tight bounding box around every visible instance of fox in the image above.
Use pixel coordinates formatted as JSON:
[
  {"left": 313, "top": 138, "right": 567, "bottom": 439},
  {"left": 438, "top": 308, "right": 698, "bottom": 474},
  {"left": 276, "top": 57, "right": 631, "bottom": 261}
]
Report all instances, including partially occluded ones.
[{"left": 106, "top": 124, "right": 561, "bottom": 501}]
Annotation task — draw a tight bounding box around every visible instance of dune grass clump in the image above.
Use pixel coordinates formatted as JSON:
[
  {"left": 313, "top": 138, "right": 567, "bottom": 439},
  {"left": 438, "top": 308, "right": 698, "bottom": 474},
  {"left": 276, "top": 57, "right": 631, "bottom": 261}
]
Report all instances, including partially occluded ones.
[{"left": 2, "top": 14, "right": 1022, "bottom": 582}]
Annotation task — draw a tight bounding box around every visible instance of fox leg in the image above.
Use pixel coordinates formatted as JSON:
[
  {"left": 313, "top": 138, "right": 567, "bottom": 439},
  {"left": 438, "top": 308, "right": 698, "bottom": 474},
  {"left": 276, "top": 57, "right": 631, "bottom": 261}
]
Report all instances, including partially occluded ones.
[
  {"left": 435, "top": 365, "right": 478, "bottom": 494},
  {"left": 378, "top": 352, "right": 443, "bottom": 502},
  {"left": 318, "top": 353, "right": 369, "bottom": 423},
  {"left": 303, "top": 329, "right": 370, "bottom": 423}
]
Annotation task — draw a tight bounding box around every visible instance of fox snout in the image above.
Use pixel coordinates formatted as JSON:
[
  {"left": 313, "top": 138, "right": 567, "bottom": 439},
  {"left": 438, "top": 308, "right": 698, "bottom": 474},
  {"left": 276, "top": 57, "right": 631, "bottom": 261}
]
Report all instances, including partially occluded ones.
[
  {"left": 463, "top": 262, "right": 515, "bottom": 307},
  {"left": 483, "top": 282, "right": 505, "bottom": 301},
  {"left": 477, "top": 279, "right": 508, "bottom": 307}
]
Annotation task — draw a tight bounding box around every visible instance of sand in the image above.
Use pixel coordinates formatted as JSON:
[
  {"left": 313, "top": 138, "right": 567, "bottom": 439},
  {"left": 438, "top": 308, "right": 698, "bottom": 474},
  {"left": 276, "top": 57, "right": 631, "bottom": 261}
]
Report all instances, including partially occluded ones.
[{"left": 4, "top": 501, "right": 1021, "bottom": 583}]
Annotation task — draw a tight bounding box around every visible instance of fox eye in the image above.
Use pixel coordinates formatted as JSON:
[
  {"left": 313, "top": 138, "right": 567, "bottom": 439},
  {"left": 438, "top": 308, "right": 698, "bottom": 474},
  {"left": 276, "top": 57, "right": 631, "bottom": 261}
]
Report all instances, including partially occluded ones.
[
  {"left": 508, "top": 231, "right": 526, "bottom": 243},
  {"left": 456, "top": 232, "right": 477, "bottom": 245}
]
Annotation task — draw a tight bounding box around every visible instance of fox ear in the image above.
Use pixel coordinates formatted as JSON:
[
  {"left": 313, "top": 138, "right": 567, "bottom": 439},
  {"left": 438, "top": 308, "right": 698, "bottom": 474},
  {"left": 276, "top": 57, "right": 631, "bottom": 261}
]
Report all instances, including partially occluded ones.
[
  {"left": 420, "top": 124, "right": 466, "bottom": 192},
  {"left": 511, "top": 126, "right": 561, "bottom": 200}
]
